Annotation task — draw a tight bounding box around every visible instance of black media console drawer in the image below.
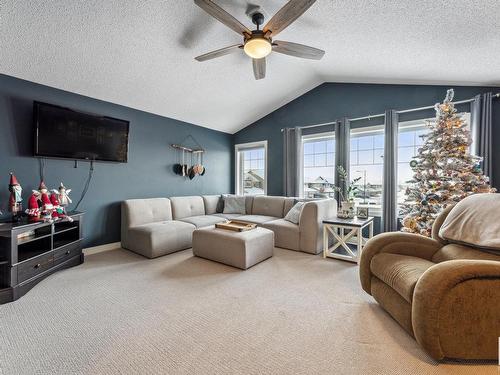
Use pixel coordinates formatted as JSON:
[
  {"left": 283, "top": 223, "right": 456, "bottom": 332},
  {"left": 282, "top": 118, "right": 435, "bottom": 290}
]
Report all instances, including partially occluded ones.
[
  {"left": 54, "top": 240, "right": 82, "bottom": 265},
  {"left": 17, "top": 253, "right": 54, "bottom": 283}
]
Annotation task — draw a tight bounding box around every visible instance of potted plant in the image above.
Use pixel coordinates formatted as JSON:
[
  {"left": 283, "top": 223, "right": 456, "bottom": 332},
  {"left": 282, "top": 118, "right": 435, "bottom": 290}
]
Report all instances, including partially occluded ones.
[{"left": 334, "top": 166, "right": 361, "bottom": 218}]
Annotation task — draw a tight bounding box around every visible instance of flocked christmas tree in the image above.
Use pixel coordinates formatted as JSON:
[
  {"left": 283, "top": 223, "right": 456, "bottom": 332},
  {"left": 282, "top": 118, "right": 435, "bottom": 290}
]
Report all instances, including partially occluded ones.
[{"left": 400, "top": 89, "right": 495, "bottom": 236}]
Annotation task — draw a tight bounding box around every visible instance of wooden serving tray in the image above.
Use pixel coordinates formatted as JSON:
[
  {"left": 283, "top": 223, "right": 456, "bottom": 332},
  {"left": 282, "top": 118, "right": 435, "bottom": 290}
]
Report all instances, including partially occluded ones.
[{"left": 215, "top": 220, "right": 257, "bottom": 232}]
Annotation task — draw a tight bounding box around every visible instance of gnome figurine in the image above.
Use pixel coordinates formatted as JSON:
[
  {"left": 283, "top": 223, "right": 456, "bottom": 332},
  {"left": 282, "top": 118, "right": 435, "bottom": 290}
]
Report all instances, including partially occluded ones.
[
  {"left": 26, "top": 191, "right": 41, "bottom": 222},
  {"left": 8, "top": 173, "right": 23, "bottom": 222},
  {"left": 38, "top": 181, "right": 53, "bottom": 222}
]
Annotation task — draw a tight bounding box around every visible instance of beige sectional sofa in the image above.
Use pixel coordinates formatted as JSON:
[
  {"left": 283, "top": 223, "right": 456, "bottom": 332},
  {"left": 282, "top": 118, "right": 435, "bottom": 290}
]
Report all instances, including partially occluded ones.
[{"left": 121, "top": 195, "right": 336, "bottom": 258}]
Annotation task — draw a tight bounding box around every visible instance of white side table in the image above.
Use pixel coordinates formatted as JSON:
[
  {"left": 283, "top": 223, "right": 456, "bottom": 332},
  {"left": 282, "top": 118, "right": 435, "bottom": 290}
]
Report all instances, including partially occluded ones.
[{"left": 323, "top": 217, "right": 374, "bottom": 263}]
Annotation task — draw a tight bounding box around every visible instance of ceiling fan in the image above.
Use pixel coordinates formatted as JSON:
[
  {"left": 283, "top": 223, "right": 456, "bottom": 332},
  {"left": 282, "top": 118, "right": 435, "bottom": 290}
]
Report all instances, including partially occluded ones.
[{"left": 194, "top": 0, "right": 325, "bottom": 80}]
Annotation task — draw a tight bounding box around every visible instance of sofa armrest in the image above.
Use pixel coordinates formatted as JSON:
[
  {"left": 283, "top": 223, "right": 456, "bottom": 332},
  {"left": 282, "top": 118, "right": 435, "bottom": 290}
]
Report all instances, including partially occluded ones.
[
  {"left": 359, "top": 232, "right": 442, "bottom": 294},
  {"left": 299, "top": 199, "right": 336, "bottom": 254},
  {"left": 412, "top": 260, "right": 500, "bottom": 360}
]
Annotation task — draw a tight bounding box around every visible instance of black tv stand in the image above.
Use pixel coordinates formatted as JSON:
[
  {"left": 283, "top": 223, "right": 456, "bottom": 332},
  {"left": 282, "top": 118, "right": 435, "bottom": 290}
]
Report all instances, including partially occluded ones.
[{"left": 0, "top": 212, "right": 84, "bottom": 304}]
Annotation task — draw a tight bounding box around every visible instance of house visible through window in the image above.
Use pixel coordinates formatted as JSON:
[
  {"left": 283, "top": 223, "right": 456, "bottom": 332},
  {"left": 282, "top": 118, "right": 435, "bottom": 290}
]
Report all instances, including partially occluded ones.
[
  {"left": 235, "top": 141, "right": 267, "bottom": 195},
  {"left": 302, "top": 132, "right": 335, "bottom": 199}
]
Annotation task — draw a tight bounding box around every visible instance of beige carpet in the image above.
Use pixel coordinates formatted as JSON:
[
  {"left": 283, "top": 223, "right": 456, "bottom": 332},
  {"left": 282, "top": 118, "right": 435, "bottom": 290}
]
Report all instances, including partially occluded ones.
[{"left": 0, "top": 247, "right": 497, "bottom": 375}]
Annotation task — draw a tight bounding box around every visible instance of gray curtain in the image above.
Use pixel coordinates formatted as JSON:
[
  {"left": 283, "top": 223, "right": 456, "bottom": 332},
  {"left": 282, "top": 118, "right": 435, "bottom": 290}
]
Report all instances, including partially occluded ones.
[
  {"left": 471, "top": 93, "right": 493, "bottom": 184},
  {"left": 283, "top": 127, "right": 303, "bottom": 197},
  {"left": 382, "top": 110, "right": 398, "bottom": 232},
  {"left": 334, "top": 118, "right": 350, "bottom": 203}
]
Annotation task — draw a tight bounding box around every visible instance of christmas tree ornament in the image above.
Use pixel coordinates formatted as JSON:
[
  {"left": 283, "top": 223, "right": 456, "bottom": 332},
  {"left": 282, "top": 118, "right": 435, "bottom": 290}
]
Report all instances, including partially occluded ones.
[{"left": 400, "top": 89, "right": 496, "bottom": 237}]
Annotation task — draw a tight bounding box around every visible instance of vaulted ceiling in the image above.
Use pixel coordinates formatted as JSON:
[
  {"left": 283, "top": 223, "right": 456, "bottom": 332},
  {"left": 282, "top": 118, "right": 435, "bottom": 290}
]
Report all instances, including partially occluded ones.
[{"left": 1, "top": 1, "right": 499, "bottom": 134}]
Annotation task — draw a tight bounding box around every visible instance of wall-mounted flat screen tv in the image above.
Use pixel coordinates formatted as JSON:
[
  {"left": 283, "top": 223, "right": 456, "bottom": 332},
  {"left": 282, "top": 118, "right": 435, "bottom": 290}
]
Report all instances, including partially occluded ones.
[{"left": 34, "top": 101, "right": 130, "bottom": 163}]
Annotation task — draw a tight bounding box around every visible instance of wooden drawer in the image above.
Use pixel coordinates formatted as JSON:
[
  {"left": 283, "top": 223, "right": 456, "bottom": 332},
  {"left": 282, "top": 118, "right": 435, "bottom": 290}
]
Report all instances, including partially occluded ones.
[
  {"left": 17, "top": 253, "right": 53, "bottom": 283},
  {"left": 54, "top": 240, "right": 82, "bottom": 265}
]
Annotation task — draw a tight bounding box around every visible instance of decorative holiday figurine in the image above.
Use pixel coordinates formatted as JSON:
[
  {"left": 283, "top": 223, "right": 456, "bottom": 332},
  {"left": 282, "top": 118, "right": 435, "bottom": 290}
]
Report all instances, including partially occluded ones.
[
  {"left": 53, "top": 182, "right": 73, "bottom": 222},
  {"left": 38, "top": 181, "right": 53, "bottom": 222},
  {"left": 400, "top": 89, "right": 496, "bottom": 236},
  {"left": 8, "top": 173, "right": 23, "bottom": 222},
  {"left": 57, "top": 182, "right": 72, "bottom": 207},
  {"left": 49, "top": 191, "right": 63, "bottom": 219},
  {"left": 26, "top": 191, "right": 41, "bottom": 222}
]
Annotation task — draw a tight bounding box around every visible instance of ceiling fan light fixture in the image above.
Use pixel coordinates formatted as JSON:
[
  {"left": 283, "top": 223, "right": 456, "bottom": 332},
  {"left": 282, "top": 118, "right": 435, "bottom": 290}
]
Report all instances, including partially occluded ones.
[{"left": 243, "top": 37, "right": 272, "bottom": 59}]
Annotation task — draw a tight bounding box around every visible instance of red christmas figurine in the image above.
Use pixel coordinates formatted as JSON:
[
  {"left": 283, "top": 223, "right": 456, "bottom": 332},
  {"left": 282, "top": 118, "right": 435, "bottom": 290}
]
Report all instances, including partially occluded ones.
[
  {"left": 38, "top": 181, "right": 53, "bottom": 222},
  {"left": 26, "top": 191, "right": 41, "bottom": 222}
]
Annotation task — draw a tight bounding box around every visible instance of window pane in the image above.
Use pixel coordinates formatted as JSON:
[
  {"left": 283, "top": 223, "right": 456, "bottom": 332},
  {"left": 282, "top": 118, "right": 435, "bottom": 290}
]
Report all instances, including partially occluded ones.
[
  {"left": 357, "top": 136, "right": 373, "bottom": 150},
  {"left": 304, "top": 154, "right": 314, "bottom": 167},
  {"left": 314, "top": 153, "right": 326, "bottom": 166},
  {"left": 358, "top": 150, "right": 373, "bottom": 164},
  {"left": 304, "top": 142, "right": 314, "bottom": 155},
  {"left": 350, "top": 151, "right": 357, "bottom": 165},
  {"left": 398, "top": 146, "right": 415, "bottom": 163},
  {"left": 303, "top": 135, "right": 336, "bottom": 199},
  {"left": 350, "top": 138, "right": 358, "bottom": 151},
  {"left": 314, "top": 141, "right": 327, "bottom": 153},
  {"left": 398, "top": 131, "right": 414, "bottom": 147},
  {"left": 237, "top": 145, "right": 266, "bottom": 196},
  {"left": 374, "top": 134, "right": 384, "bottom": 149},
  {"left": 374, "top": 149, "right": 384, "bottom": 163},
  {"left": 326, "top": 140, "right": 334, "bottom": 153},
  {"left": 326, "top": 152, "right": 334, "bottom": 166}
]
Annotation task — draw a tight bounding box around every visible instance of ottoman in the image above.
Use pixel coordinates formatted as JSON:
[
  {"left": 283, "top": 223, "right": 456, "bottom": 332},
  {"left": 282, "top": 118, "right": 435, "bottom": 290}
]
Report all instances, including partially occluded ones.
[{"left": 192, "top": 227, "right": 274, "bottom": 269}]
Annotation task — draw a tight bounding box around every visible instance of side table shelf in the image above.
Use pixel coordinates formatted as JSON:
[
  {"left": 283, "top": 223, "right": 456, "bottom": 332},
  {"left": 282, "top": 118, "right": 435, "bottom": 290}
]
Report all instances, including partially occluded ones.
[
  {"left": 0, "top": 212, "right": 84, "bottom": 304},
  {"left": 323, "top": 217, "right": 374, "bottom": 263}
]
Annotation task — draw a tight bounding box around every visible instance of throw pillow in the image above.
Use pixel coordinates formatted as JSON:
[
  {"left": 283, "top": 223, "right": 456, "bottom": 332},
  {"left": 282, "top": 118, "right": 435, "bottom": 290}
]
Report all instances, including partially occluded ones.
[
  {"left": 284, "top": 201, "right": 305, "bottom": 224},
  {"left": 439, "top": 193, "right": 500, "bottom": 252},
  {"left": 223, "top": 195, "right": 246, "bottom": 214}
]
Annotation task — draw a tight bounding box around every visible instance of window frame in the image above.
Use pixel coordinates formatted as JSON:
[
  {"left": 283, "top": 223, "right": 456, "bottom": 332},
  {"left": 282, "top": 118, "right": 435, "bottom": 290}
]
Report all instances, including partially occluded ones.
[{"left": 235, "top": 140, "right": 268, "bottom": 196}]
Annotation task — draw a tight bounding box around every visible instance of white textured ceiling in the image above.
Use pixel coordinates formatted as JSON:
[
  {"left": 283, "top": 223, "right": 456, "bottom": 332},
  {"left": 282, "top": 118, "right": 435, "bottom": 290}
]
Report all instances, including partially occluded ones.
[{"left": 1, "top": 1, "right": 499, "bottom": 134}]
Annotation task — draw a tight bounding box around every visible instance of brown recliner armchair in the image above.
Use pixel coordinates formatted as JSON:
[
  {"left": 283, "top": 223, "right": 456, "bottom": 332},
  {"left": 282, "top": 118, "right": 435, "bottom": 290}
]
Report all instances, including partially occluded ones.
[{"left": 359, "top": 205, "right": 500, "bottom": 360}]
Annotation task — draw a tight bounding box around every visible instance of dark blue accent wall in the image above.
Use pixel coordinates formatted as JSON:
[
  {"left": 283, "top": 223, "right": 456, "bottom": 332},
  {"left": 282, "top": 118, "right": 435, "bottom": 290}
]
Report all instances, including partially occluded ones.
[
  {"left": 234, "top": 83, "right": 500, "bottom": 195},
  {"left": 0, "top": 74, "right": 232, "bottom": 247}
]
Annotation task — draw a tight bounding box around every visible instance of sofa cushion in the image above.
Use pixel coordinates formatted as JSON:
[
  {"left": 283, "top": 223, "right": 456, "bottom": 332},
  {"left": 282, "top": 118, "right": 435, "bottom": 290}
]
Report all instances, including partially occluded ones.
[
  {"left": 178, "top": 215, "right": 226, "bottom": 228},
  {"left": 223, "top": 195, "right": 246, "bottom": 214},
  {"left": 170, "top": 196, "right": 205, "bottom": 219},
  {"left": 252, "top": 196, "right": 285, "bottom": 217},
  {"left": 126, "top": 221, "right": 195, "bottom": 258},
  {"left": 236, "top": 215, "right": 280, "bottom": 225},
  {"left": 262, "top": 219, "right": 300, "bottom": 251},
  {"left": 432, "top": 243, "right": 500, "bottom": 263},
  {"left": 370, "top": 253, "right": 435, "bottom": 303},
  {"left": 283, "top": 197, "right": 297, "bottom": 216},
  {"left": 122, "top": 198, "right": 172, "bottom": 227},
  {"left": 439, "top": 193, "right": 500, "bottom": 252},
  {"left": 284, "top": 201, "right": 305, "bottom": 224},
  {"left": 211, "top": 213, "right": 244, "bottom": 220},
  {"left": 202, "top": 195, "right": 223, "bottom": 214}
]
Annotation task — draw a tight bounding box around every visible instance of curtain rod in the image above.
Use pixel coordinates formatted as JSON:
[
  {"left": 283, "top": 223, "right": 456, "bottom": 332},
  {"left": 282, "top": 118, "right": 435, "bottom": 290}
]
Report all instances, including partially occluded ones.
[{"left": 281, "top": 92, "right": 499, "bottom": 132}]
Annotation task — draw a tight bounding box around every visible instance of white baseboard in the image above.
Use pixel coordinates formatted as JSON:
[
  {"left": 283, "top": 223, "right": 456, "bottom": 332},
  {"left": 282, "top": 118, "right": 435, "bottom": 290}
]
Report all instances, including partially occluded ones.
[{"left": 83, "top": 241, "right": 122, "bottom": 255}]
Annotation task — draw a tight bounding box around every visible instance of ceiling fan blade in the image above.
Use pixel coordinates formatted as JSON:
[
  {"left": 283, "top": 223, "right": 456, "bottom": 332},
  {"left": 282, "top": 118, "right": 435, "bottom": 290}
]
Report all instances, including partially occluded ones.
[
  {"left": 273, "top": 40, "right": 325, "bottom": 60},
  {"left": 194, "top": 0, "right": 251, "bottom": 36},
  {"left": 252, "top": 58, "right": 266, "bottom": 80},
  {"left": 263, "top": 0, "right": 317, "bottom": 37},
  {"left": 195, "top": 44, "right": 243, "bottom": 62}
]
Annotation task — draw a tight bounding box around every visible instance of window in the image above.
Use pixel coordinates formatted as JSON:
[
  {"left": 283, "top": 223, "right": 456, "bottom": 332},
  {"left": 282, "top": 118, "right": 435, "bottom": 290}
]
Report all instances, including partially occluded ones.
[
  {"left": 302, "top": 132, "right": 335, "bottom": 199},
  {"left": 397, "top": 112, "right": 471, "bottom": 212},
  {"left": 235, "top": 141, "right": 267, "bottom": 196},
  {"left": 349, "top": 126, "right": 384, "bottom": 216}
]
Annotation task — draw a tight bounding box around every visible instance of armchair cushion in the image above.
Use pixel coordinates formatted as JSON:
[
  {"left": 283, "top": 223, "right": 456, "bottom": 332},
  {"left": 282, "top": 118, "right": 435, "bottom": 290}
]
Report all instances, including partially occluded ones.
[
  {"left": 371, "top": 253, "right": 434, "bottom": 303},
  {"left": 439, "top": 193, "right": 500, "bottom": 252}
]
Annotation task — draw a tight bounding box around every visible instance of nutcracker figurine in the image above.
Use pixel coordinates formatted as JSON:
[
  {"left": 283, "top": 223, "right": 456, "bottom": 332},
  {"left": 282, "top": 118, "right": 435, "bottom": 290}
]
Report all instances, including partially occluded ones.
[{"left": 8, "top": 173, "right": 23, "bottom": 222}]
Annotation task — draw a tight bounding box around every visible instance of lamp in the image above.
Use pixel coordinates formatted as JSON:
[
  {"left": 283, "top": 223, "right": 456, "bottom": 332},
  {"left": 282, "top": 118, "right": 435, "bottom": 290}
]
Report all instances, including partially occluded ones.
[{"left": 244, "top": 37, "right": 272, "bottom": 59}]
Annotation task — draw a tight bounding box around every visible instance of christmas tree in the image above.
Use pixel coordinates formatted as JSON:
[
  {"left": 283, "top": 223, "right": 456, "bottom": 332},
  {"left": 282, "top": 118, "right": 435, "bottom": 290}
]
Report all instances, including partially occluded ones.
[{"left": 400, "top": 89, "right": 495, "bottom": 236}]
